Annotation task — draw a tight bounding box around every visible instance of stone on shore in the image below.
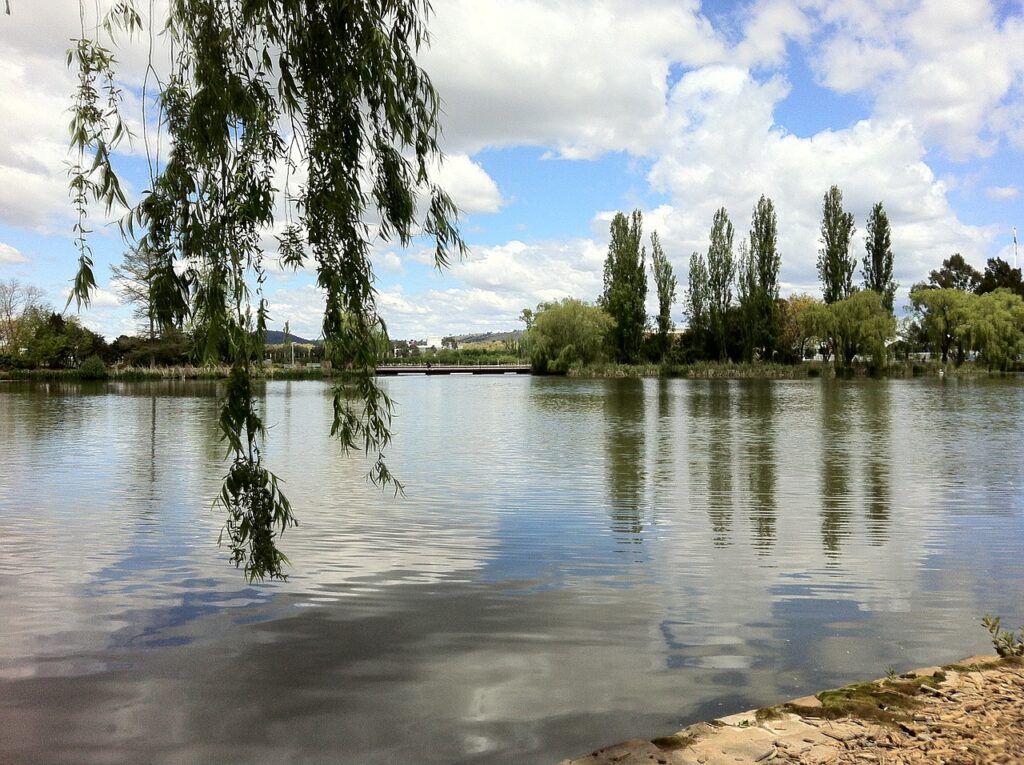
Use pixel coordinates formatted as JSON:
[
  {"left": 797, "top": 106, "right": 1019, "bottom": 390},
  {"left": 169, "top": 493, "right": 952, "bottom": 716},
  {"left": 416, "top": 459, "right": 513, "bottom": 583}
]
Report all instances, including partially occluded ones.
[{"left": 557, "top": 655, "right": 1024, "bottom": 765}]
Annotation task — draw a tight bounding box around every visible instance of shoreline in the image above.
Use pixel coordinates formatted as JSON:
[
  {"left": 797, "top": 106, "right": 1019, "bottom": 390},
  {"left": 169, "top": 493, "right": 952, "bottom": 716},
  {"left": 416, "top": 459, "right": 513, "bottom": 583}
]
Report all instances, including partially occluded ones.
[
  {"left": 558, "top": 655, "right": 1023, "bottom": 764},
  {"left": 3, "top": 359, "right": 1019, "bottom": 383}
]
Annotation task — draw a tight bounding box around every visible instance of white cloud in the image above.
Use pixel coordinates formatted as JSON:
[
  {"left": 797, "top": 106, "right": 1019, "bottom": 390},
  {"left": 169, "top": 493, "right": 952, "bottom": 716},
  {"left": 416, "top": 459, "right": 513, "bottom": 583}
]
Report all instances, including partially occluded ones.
[
  {"left": 424, "top": 0, "right": 728, "bottom": 158},
  {"left": 641, "top": 67, "right": 994, "bottom": 293},
  {"left": 733, "top": 0, "right": 813, "bottom": 68},
  {"left": 433, "top": 154, "right": 504, "bottom": 214},
  {"left": 374, "top": 251, "right": 405, "bottom": 275},
  {"left": 808, "top": 0, "right": 1024, "bottom": 159},
  {"left": 986, "top": 185, "right": 1019, "bottom": 200},
  {"left": 0, "top": 242, "right": 29, "bottom": 264},
  {"left": 86, "top": 285, "right": 123, "bottom": 308},
  {"left": 266, "top": 283, "right": 326, "bottom": 340}
]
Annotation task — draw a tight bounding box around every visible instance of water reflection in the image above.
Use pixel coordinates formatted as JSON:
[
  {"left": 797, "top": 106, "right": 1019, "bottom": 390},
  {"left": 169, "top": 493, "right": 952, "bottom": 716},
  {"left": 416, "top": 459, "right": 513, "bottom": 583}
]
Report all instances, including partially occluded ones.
[
  {"left": 2, "top": 377, "right": 1024, "bottom": 764},
  {"left": 742, "top": 382, "right": 777, "bottom": 553},
  {"left": 820, "top": 382, "right": 853, "bottom": 558},
  {"left": 861, "top": 384, "right": 892, "bottom": 545},
  {"left": 604, "top": 379, "right": 646, "bottom": 537},
  {"left": 705, "top": 382, "right": 735, "bottom": 545}
]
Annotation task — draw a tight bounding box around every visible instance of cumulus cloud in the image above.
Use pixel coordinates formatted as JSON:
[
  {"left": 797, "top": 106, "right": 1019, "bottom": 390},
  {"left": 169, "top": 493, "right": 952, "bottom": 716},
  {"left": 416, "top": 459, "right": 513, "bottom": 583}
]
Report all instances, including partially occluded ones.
[
  {"left": 0, "top": 242, "right": 29, "bottom": 264},
  {"left": 423, "top": 0, "right": 728, "bottom": 158},
  {"left": 432, "top": 154, "right": 504, "bottom": 214},
  {"left": 1, "top": 0, "right": 1019, "bottom": 340},
  {"left": 808, "top": 0, "right": 1024, "bottom": 159},
  {"left": 643, "top": 67, "right": 994, "bottom": 293}
]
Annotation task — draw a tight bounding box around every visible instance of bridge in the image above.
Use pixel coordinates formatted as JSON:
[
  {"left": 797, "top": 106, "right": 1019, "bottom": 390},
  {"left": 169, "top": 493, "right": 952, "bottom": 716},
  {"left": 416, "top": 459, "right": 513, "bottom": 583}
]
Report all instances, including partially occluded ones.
[{"left": 376, "top": 364, "right": 531, "bottom": 376}]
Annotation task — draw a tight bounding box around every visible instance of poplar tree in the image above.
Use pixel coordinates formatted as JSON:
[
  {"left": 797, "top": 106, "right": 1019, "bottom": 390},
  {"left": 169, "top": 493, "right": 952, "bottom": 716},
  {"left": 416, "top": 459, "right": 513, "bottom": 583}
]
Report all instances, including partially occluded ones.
[
  {"left": 817, "top": 185, "right": 856, "bottom": 304},
  {"left": 706, "top": 207, "right": 735, "bottom": 360},
  {"left": 600, "top": 210, "right": 647, "bottom": 362},
  {"left": 67, "top": 0, "right": 465, "bottom": 580},
  {"left": 686, "top": 251, "right": 709, "bottom": 356},
  {"left": 749, "top": 195, "right": 781, "bottom": 357},
  {"left": 650, "top": 231, "right": 676, "bottom": 359},
  {"left": 862, "top": 202, "right": 897, "bottom": 313},
  {"left": 736, "top": 239, "right": 756, "bottom": 361}
]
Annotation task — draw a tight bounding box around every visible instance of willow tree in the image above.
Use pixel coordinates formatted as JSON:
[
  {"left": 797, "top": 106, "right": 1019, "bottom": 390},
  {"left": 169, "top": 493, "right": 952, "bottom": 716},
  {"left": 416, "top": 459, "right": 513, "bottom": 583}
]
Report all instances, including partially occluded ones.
[{"left": 68, "top": 0, "right": 464, "bottom": 580}]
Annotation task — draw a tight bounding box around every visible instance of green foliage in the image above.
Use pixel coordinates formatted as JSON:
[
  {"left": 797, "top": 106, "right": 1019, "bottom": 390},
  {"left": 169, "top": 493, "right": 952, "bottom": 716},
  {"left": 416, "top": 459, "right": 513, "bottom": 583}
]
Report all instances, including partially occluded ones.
[
  {"left": 862, "top": 201, "right": 897, "bottom": 313},
  {"left": 910, "top": 287, "right": 972, "bottom": 364},
  {"left": 817, "top": 185, "right": 856, "bottom": 304},
  {"left": 525, "top": 298, "right": 614, "bottom": 374},
  {"left": 78, "top": 354, "right": 109, "bottom": 380},
  {"left": 218, "top": 448, "right": 294, "bottom": 582},
  {"left": 650, "top": 231, "right": 676, "bottom": 360},
  {"left": 780, "top": 293, "right": 822, "bottom": 361},
  {"left": 10, "top": 307, "right": 109, "bottom": 369},
  {"left": 736, "top": 239, "right": 757, "bottom": 361},
  {"left": 927, "top": 253, "right": 981, "bottom": 292},
  {"left": 69, "top": 0, "right": 464, "bottom": 580},
  {"left": 706, "top": 207, "right": 735, "bottom": 360},
  {"left": 982, "top": 614, "right": 1024, "bottom": 658},
  {"left": 960, "top": 289, "right": 1024, "bottom": 370},
  {"left": 977, "top": 258, "right": 1024, "bottom": 298},
  {"left": 746, "top": 195, "right": 781, "bottom": 358},
  {"left": 685, "top": 250, "right": 710, "bottom": 357},
  {"left": 828, "top": 290, "right": 896, "bottom": 368},
  {"left": 600, "top": 210, "right": 647, "bottom": 362}
]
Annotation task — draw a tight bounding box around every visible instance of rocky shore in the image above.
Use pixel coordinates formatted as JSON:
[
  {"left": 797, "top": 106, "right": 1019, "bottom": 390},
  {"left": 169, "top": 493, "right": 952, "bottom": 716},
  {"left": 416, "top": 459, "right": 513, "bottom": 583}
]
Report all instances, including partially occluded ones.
[{"left": 558, "top": 656, "right": 1023, "bottom": 765}]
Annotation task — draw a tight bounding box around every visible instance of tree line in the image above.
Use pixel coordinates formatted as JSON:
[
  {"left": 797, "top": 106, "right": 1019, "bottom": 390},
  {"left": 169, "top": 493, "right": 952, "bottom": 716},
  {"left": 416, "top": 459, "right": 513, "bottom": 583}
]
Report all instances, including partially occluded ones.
[{"left": 523, "top": 185, "right": 1024, "bottom": 373}]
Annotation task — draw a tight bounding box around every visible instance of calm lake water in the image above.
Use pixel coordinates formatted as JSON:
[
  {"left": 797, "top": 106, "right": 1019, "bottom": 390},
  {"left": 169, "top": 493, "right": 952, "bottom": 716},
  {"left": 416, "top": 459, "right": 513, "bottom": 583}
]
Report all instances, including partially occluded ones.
[{"left": 1, "top": 376, "right": 1023, "bottom": 763}]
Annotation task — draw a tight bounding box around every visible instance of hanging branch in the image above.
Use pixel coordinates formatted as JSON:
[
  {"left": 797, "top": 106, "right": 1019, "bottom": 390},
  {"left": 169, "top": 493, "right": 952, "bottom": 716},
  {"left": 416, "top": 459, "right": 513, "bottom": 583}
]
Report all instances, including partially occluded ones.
[{"left": 70, "top": 0, "right": 464, "bottom": 581}]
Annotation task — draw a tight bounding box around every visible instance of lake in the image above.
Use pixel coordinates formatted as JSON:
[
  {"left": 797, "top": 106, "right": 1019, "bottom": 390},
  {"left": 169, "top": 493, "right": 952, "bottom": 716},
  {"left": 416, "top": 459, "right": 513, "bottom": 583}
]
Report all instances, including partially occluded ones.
[{"left": 1, "top": 376, "right": 1023, "bottom": 763}]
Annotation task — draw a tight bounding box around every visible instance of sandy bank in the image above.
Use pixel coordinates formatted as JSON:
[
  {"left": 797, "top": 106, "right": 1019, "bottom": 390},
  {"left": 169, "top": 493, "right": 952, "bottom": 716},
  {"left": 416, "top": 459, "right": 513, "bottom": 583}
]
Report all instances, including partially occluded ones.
[{"left": 558, "top": 655, "right": 1023, "bottom": 764}]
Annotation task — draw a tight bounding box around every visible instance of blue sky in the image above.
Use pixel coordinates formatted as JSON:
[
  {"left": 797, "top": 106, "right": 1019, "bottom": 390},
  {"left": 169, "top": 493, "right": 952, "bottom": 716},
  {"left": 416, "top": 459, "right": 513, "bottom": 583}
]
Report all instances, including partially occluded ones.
[{"left": 1, "top": 0, "right": 1023, "bottom": 340}]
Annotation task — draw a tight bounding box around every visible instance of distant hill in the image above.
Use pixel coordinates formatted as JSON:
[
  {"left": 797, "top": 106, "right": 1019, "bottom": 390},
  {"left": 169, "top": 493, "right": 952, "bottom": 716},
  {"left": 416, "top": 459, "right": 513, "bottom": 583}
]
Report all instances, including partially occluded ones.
[
  {"left": 454, "top": 330, "right": 522, "bottom": 345},
  {"left": 265, "top": 329, "right": 318, "bottom": 345}
]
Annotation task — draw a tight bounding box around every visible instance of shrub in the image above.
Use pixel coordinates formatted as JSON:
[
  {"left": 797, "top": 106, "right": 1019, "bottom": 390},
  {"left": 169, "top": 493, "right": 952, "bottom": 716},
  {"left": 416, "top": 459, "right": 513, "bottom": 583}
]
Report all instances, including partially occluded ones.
[{"left": 78, "top": 355, "right": 109, "bottom": 380}]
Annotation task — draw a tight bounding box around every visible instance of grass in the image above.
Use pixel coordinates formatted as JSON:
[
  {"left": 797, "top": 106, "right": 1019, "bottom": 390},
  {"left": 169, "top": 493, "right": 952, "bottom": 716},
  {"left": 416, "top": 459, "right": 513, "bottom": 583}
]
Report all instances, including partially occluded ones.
[
  {"left": 760, "top": 671, "right": 947, "bottom": 727},
  {"left": 650, "top": 733, "right": 696, "bottom": 751}
]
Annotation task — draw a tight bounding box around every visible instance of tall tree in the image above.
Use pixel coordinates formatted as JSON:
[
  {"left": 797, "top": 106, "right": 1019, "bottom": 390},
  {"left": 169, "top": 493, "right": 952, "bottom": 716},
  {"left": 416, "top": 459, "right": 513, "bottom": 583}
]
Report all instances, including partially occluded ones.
[
  {"left": 748, "top": 194, "right": 781, "bottom": 357},
  {"left": 600, "top": 210, "right": 647, "bottom": 362},
  {"left": 862, "top": 202, "right": 897, "bottom": 313},
  {"left": 976, "top": 257, "right": 1024, "bottom": 298},
  {"left": 736, "top": 239, "right": 757, "bottom": 361},
  {"left": 926, "top": 253, "right": 981, "bottom": 292},
  {"left": 110, "top": 245, "right": 160, "bottom": 367},
  {"left": 68, "top": 0, "right": 465, "bottom": 580},
  {"left": 0, "top": 279, "right": 45, "bottom": 352},
  {"left": 706, "top": 207, "right": 735, "bottom": 360},
  {"left": 686, "top": 251, "right": 709, "bottom": 357},
  {"left": 817, "top": 185, "right": 856, "bottom": 304},
  {"left": 649, "top": 231, "right": 676, "bottom": 359}
]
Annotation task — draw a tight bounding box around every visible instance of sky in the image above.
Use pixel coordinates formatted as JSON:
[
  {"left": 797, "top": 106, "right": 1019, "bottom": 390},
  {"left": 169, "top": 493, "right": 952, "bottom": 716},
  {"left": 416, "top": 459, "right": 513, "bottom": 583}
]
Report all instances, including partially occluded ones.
[{"left": 1, "top": 0, "right": 1023, "bottom": 341}]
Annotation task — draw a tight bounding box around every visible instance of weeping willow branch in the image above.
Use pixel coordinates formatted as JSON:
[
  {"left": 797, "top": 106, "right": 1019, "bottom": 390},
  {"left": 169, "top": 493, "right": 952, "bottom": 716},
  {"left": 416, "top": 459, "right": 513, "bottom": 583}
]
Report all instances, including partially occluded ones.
[{"left": 70, "top": 0, "right": 465, "bottom": 581}]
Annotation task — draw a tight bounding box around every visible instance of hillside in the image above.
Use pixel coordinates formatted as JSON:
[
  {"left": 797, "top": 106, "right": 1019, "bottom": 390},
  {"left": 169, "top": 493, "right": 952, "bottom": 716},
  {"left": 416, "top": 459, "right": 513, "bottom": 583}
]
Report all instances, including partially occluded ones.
[{"left": 265, "top": 329, "right": 318, "bottom": 345}]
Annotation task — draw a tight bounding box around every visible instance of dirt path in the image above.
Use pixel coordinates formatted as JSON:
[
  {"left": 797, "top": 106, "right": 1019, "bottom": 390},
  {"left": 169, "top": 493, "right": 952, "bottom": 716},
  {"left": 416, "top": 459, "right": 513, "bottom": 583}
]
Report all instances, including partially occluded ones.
[{"left": 558, "top": 656, "right": 1023, "bottom": 765}]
